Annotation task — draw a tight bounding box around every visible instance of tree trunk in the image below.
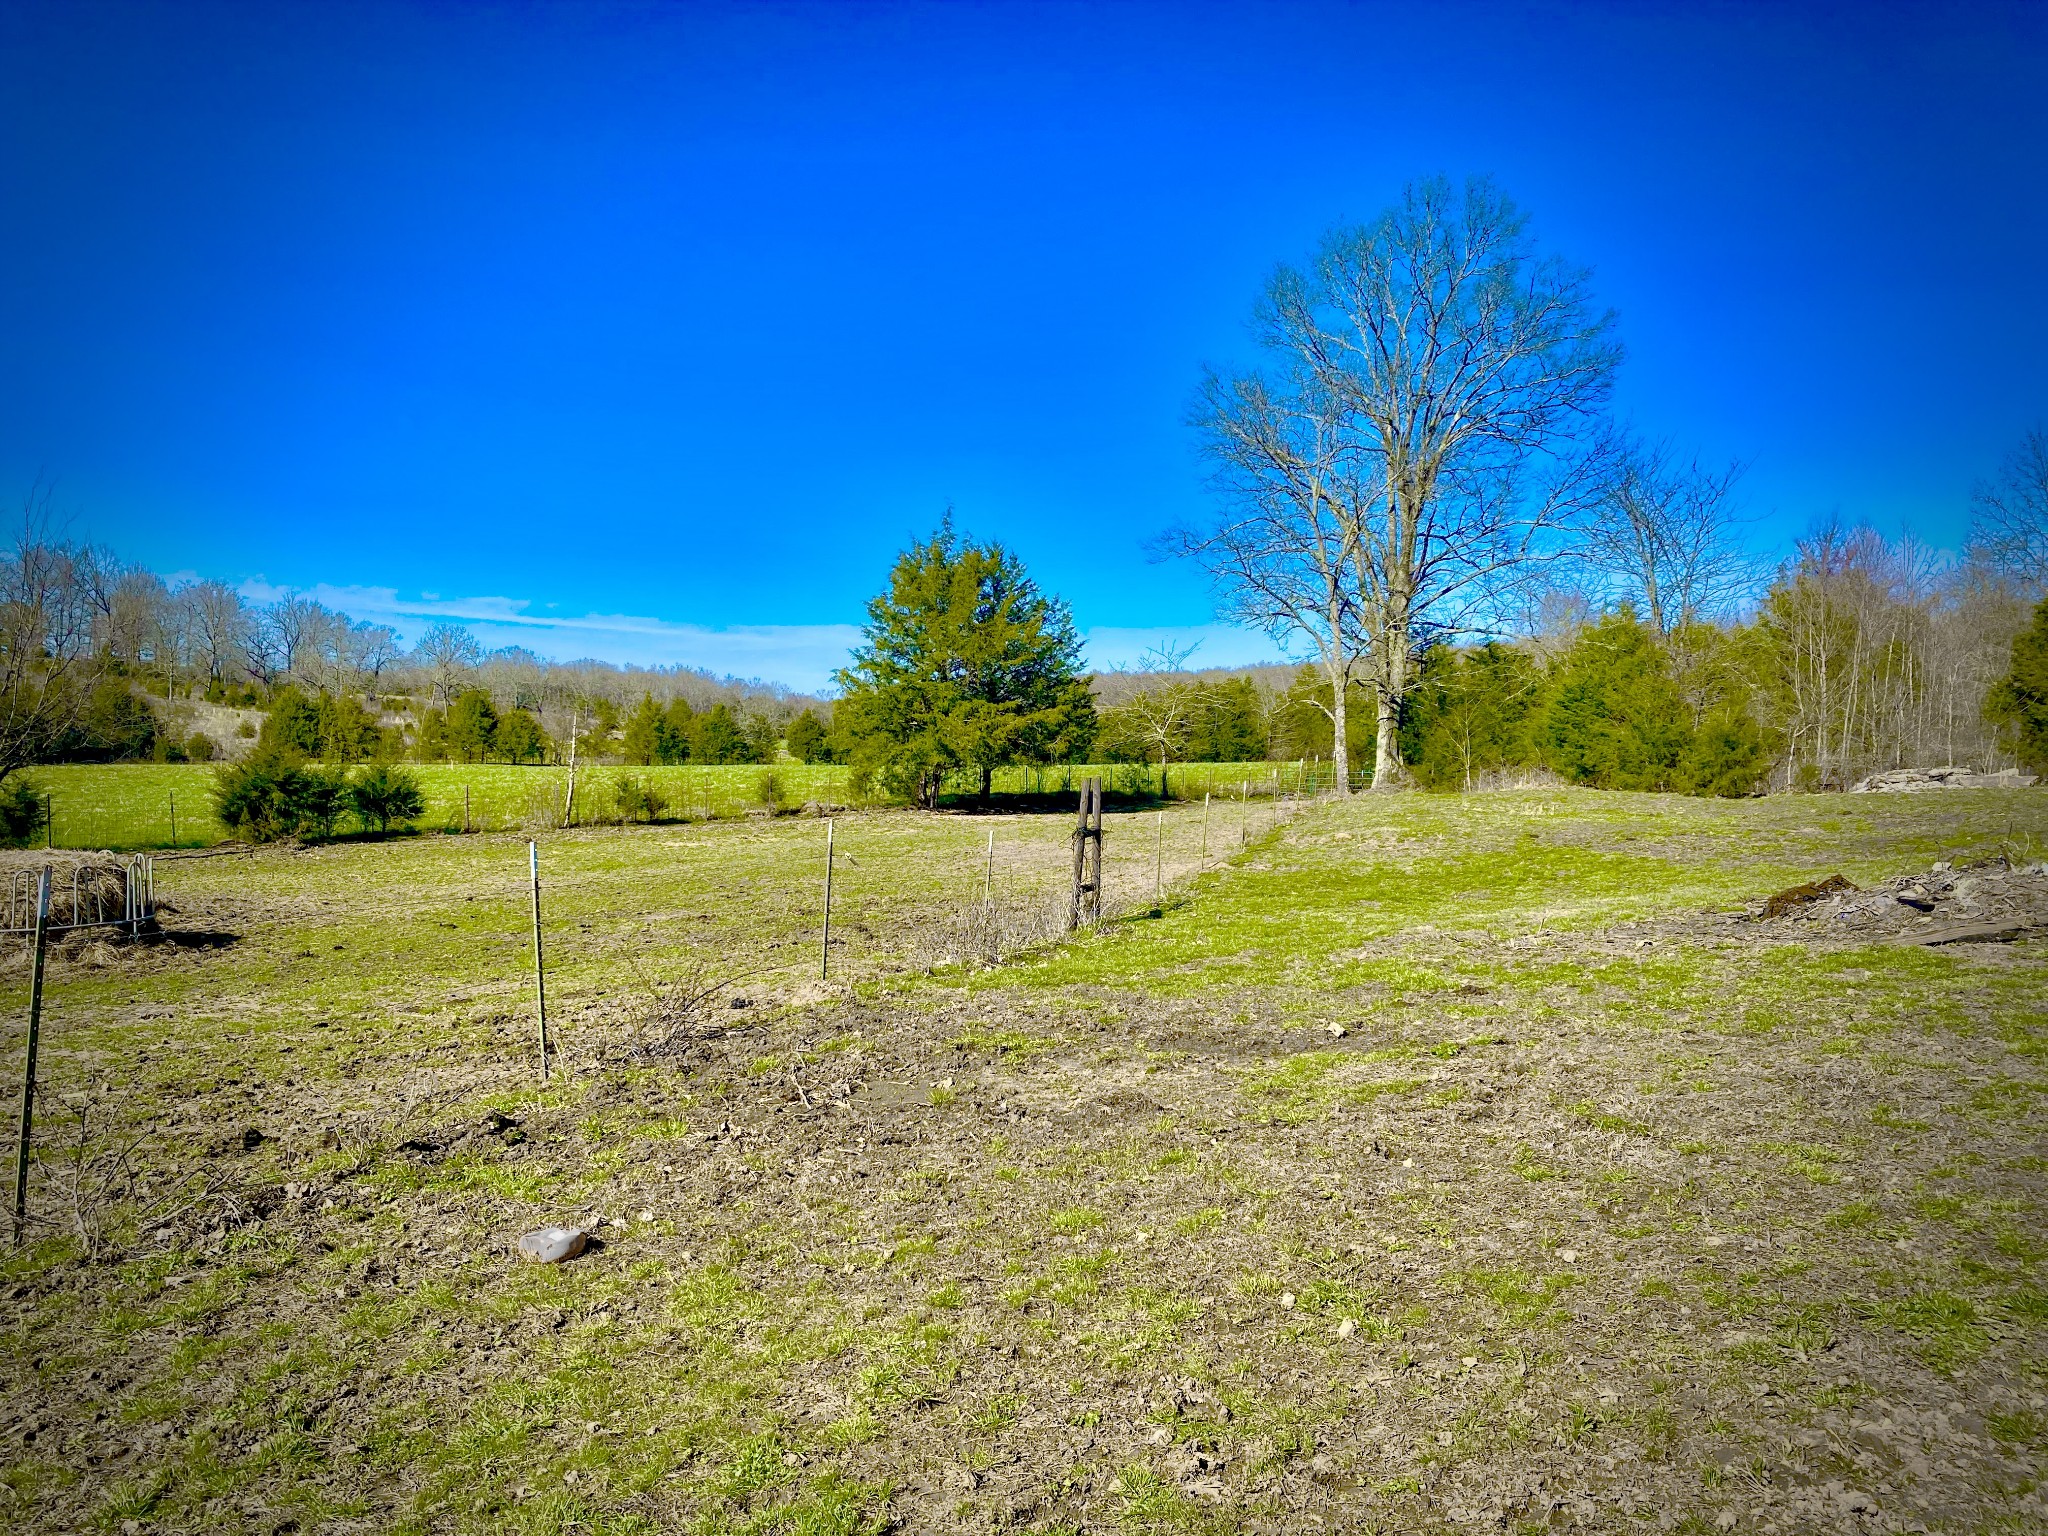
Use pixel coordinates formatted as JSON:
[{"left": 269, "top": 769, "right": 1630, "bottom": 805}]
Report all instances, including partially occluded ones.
[
  {"left": 1371, "top": 686, "right": 1405, "bottom": 790},
  {"left": 980, "top": 763, "right": 993, "bottom": 806},
  {"left": 1328, "top": 667, "right": 1351, "bottom": 796}
]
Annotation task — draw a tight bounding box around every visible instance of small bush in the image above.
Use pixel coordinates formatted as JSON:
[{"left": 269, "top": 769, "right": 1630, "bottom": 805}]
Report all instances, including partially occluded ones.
[
  {"left": 756, "top": 770, "right": 786, "bottom": 808},
  {"left": 347, "top": 763, "right": 425, "bottom": 834},
  {"left": 0, "top": 777, "right": 50, "bottom": 847},
  {"left": 186, "top": 731, "right": 218, "bottom": 762},
  {"left": 234, "top": 719, "right": 256, "bottom": 738},
  {"left": 613, "top": 773, "right": 668, "bottom": 823},
  {"left": 213, "top": 756, "right": 350, "bottom": 842}
]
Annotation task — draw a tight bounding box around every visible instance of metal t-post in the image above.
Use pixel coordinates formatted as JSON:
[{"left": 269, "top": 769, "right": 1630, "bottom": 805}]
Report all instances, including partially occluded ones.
[
  {"left": 821, "top": 819, "right": 835, "bottom": 979},
  {"left": 12, "top": 868, "right": 52, "bottom": 1245},
  {"left": 529, "top": 842, "right": 549, "bottom": 1082}
]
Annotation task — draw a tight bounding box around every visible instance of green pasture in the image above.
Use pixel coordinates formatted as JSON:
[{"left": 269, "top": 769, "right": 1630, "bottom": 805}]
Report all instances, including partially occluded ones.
[
  {"left": 20, "top": 759, "right": 1304, "bottom": 849},
  {"left": 3, "top": 786, "right": 2042, "bottom": 1534}
]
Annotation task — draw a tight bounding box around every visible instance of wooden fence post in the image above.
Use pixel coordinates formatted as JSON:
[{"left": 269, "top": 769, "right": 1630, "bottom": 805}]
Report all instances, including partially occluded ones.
[
  {"left": 1067, "top": 777, "right": 1104, "bottom": 931},
  {"left": 11, "top": 868, "right": 51, "bottom": 1245},
  {"left": 529, "top": 842, "right": 549, "bottom": 1083},
  {"left": 1153, "top": 810, "right": 1163, "bottom": 903}
]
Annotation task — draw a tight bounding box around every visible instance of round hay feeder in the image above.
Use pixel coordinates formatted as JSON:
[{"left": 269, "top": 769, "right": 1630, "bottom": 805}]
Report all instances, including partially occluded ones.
[{"left": 0, "top": 852, "right": 157, "bottom": 937}]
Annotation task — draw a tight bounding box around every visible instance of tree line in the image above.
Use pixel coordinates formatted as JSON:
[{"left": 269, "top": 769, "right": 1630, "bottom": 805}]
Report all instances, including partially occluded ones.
[
  {"left": 1159, "top": 176, "right": 2046, "bottom": 794},
  {"left": 5, "top": 174, "right": 2042, "bottom": 804}
]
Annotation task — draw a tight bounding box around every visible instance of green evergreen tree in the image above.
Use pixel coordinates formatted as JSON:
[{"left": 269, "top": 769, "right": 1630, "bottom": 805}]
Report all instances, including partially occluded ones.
[
  {"left": 1268, "top": 667, "right": 1375, "bottom": 775},
  {"left": 494, "top": 707, "right": 549, "bottom": 764},
  {"left": 447, "top": 689, "right": 499, "bottom": 762},
  {"left": 1401, "top": 643, "right": 1544, "bottom": 791},
  {"left": 314, "top": 693, "right": 382, "bottom": 762},
  {"left": 834, "top": 522, "right": 1094, "bottom": 806},
  {"left": 620, "top": 696, "right": 663, "bottom": 765},
  {"left": 786, "top": 708, "right": 832, "bottom": 763},
  {"left": 256, "top": 686, "right": 322, "bottom": 761},
  {"left": 658, "top": 698, "right": 695, "bottom": 764},
  {"left": 1539, "top": 611, "right": 1693, "bottom": 790},
  {"left": 415, "top": 706, "right": 450, "bottom": 762},
  {"left": 1987, "top": 595, "right": 2048, "bottom": 772},
  {"left": 347, "top": 763, "right": 426, "bottom": 833},
  {"left": 1184, "top": 677, "right": 1269, "bottom": 763},
  {"left": 690, "top": 702, "right": 751, "bottom": 764},
  {"left": 1677, "top": 707, "right": 1772, "bottom": 797}
]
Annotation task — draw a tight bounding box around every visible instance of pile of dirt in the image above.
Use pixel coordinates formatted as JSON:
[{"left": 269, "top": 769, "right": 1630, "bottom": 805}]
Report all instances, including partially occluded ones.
[{"left": 1739, "top": 856, "right": 2048, "bottom": 945}]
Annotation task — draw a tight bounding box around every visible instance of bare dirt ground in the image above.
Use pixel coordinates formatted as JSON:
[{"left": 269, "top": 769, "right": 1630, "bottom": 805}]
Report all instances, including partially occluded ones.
[{"left": 1, "top": 789, "right": 2043, "bottom": 1535}]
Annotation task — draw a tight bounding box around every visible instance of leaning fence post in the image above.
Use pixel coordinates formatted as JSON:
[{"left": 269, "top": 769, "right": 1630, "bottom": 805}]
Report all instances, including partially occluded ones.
[
  {"left": 1084, "top": 778, "right": 1104, "bottom": 924},
  {"left": 1153, "top": 810, "right": 1164, "bottom": 903},
  {"left": 1201, "top": 792, "right": 1211, "bottom": 861},
  {"left": 821, "top": 819, "right": 835, "bottom": 979},
  {"left": 984, "top": 827, "right": 994, "bottom": 903},
  {"left": 12, "top": 868, "right": 52, "bottom": 1246},
  {"left": 529, "top": 842, "right": 549, "bottom": 1083}
]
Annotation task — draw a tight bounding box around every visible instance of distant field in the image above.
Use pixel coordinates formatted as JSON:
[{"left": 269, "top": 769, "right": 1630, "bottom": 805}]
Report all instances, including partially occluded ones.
[{"left": 22, "top": 759, "right": 1307, "bottom": 848}]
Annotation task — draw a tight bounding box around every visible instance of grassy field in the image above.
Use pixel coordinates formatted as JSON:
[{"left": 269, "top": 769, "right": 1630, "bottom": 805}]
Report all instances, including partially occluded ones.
[
  {"left": 23, "top": 762, "right": 1305, "bottom": 849},
  {"left": 1, "top": 786, "right": 2044, "bottom": 1534}
]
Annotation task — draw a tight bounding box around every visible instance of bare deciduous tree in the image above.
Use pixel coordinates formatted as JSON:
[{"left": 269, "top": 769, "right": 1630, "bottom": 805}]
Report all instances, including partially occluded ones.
[
  {"left": 181, "top": 579, "right": 252, "bottom": 684},
  {"left": 0, "top": 488, "right": 102, "bottom": 784},
  {"left": 1253, "top": 177, "right": 1621, "bottom": 786},
  {"left": 1177, "top": 366, "right": 1364, "bottom": 793},
  {"left": 1968, "top": 426, "right": 2048, "bottom": 591},
  {"left": 1098, "top": 642, "right": 1206, "bottom": 797},
  {"left": 262, "top": 591, "right": 321, "bottom": 683},
  {"left": 1584, "top": 433, "right": 1750, "bottom": 636},
  {"left": 414, "top": 621, "right": 483, "bottom": 705}
]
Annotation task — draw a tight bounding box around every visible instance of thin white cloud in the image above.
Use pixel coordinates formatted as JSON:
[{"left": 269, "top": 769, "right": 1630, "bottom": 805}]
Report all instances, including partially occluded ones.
[
  {"left": 237, "top": 580, "right": 862, "bottom": 692},
  {"left": 229, "top": 582, "right": 1283, "bottom": 693}
]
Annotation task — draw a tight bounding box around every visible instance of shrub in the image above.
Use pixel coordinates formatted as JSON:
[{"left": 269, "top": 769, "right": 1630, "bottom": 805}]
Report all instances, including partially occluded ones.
[
  {"left": 186, "top": 731, "right": 218, "bottom": 762},
  {"left": 347, "top": 763, "right": 426, "bottom": 834},
  {"left": 235, "top": 719, "right": 257, "bottom": 738},
  {"left": 613, "top": 773, "right": 668, "bottom": 823},
  {"left": 0, "top": 777, "right": 50, "bottom": 847},
  {"left": 212, "top": 755, "right": 350, "bottom": 842},
  {"left": 1679, "top": 709, "right": 1772, "bottom": 797},
  {"left": 756, "top": 770, "right": 786, "bottom": 808}
]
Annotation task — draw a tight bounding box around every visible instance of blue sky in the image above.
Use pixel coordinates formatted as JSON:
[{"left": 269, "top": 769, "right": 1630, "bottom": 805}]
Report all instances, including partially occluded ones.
[{"left": 3, "top": 0, "right": 2043, "bottom": 692}]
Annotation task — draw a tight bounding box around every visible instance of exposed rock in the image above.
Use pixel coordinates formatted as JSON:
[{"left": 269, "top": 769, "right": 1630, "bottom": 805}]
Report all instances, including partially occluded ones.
[
  {"left": 516, "top": 1226, "right": 587, "bottom": 1264},
  {"left": 1850, "top": 766, "right": 2037, "bottom": 792}
]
